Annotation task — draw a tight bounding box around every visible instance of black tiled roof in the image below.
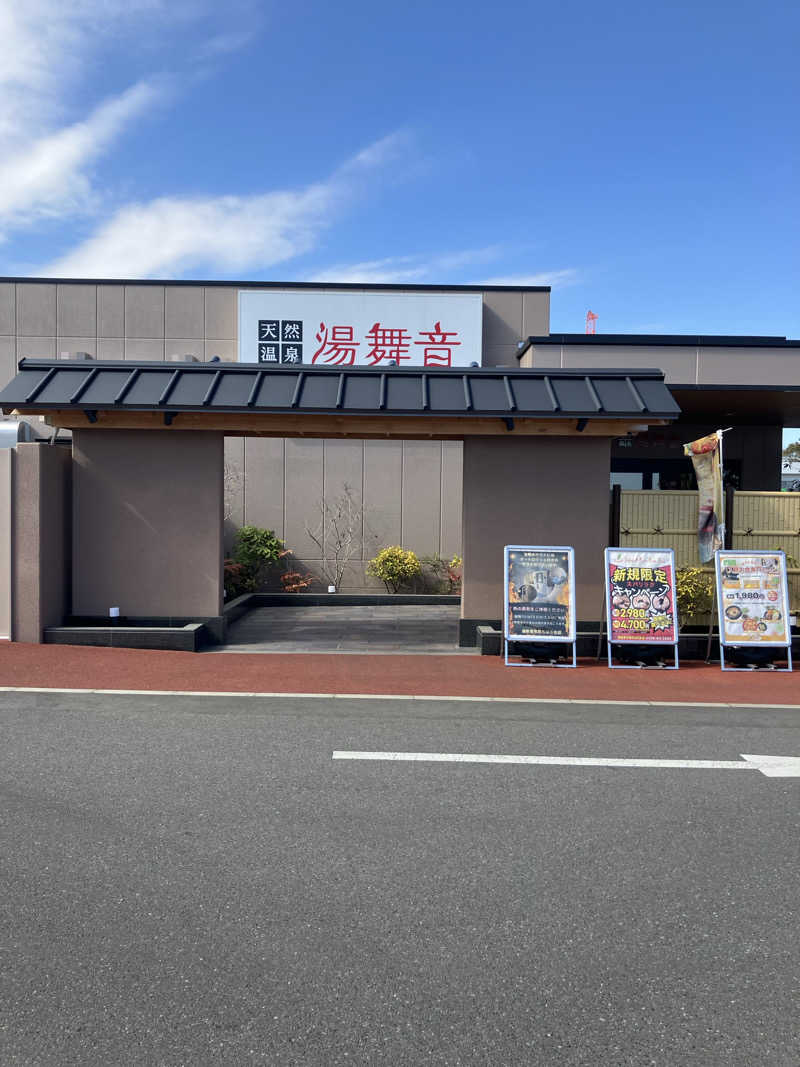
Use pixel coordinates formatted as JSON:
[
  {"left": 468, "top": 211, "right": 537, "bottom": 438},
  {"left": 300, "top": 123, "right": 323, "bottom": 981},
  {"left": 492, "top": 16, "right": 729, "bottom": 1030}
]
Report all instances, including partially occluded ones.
[{"left": 0, "top": 359, "right": 681, "bottom": 420}]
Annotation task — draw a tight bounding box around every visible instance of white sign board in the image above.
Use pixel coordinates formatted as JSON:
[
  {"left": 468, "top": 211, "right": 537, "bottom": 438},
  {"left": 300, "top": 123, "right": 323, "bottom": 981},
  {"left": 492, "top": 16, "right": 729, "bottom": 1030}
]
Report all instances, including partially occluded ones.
[
  {"left": 238, "top": 290, "right": 483, "bottom": 368},
  {"left": 715, "top": 550, "right": 791, "bottom": 647}
]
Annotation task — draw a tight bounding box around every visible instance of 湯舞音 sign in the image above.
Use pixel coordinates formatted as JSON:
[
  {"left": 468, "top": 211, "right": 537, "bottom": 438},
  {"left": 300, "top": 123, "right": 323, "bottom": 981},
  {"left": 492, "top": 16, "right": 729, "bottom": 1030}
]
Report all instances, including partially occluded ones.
[{"left": 238, "top": 290, "right": 482, "bottom": 368}]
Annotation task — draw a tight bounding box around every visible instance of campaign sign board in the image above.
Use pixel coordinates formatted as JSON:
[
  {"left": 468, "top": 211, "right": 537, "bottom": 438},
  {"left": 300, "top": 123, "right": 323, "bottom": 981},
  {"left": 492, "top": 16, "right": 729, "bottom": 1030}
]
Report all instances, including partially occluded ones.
[
  {"left": 505, "top": 546, "right": 576, "bottom": 643},
  {"left": 605, "top": 548, "right": 678, "bottom": 644},
  {"left": 715, "top": 551, "right": 791, "bottom": 647},
  {"left": 238, "top": 290, "right": 483, "bottom": 368}
]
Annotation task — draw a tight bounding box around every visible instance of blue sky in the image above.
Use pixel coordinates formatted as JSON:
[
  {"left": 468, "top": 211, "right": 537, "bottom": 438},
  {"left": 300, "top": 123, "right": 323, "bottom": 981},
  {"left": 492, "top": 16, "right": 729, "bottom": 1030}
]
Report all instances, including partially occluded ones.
[{"left": 0, "top": 0, "right": 798, "bottom": 362}]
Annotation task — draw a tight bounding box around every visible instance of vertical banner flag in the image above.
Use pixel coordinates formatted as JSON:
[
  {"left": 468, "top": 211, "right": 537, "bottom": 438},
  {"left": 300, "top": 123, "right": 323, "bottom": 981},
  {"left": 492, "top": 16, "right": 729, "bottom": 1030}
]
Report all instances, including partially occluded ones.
[
  {"left": 684, "top": 432, "right": 723, "bottom": 562},
  {"left": 505, "top": 547, "right": 576, "bottom": 642},
  {"left": 605, "top": 548, "right": 678, "bottom": 644},
  {"left": 715, "top": 551, "right": 791, "bottom": 647}
]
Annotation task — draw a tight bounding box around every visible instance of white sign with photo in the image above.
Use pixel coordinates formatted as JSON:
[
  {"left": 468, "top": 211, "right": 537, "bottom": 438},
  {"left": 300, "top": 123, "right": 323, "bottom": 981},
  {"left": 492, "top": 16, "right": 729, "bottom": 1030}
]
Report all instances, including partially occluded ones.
[{"left": 238, "top": 290, "right": 483, "bottom": 368}]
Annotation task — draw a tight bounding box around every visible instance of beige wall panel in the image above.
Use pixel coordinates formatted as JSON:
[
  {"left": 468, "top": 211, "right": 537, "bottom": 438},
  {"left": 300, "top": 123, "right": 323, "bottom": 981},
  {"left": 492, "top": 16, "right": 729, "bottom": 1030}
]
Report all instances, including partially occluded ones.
[
  {"left": 522, "top": 291, "right": 550, "bottom": 337},
  {"left": 461, "top": 435, "right": 611, "bottom": 622},
  {"left": 205, "top": 287, "right": 237, "bottom": 340},
  {"left": 482, "top": 345, "right": 523, "bottom": 367},
  {"left": 482, "top": 291, "right": 523, "bottom": 349},
  {"left": 57, "top": 284, "right": 96, "bottom": 337},
  {"left": 401, "top": 441, "right": 442, "bottom": 556},
  {"left": 521, "top": 346, "right": 561, "bottom": 368},
  {"left": 17, "top": 283, "right": 56, "bottom": 336},
  {"left": 224, "top": 437, "right": 245, "bottom": 546},
  {"left": 72, "top": 430, "right": 223, "bottom": 618},
  {"left": 165, "top": 340, "right": 204, "bottom": 361},
  {"left": 125, "top": 338, "right": 165, "bottom": 361},
  {"left": 57, "top": 337, "right": 96, "bottom": 357},
  {"left": 0, "top": 283, "right": 15, "bottom": 335},
  {"left": 363, "top": 440, "right": 403, "bottom": 550},
  {"left": 125, "top": 285, "right": 165, "bottom": 338},
  {"left": 288, "top": 559, "right": 375, "bottom": 593},
  {"left": 98, "top": 285, "right": 124, "bottom": 337},
  {"left": 97, "top": 338, "right": 125, "bottom": 360},
  {"left": 0, "top": 336, "right": 15, "bottom": 389},
  {"left": 166, "top": 286, "right": 205, "bottom": 339},
  {"left": 243, "top": 437, "right": 285, "bottom": 536},
  {"left": 17, "top": 336, "right": 56, "bottom": 359},
  {"left": 561, "top": 345, "right": 697, "bottom": 383},
  {"left": 323, "top": 439, "right": 365, "bottom": 559},
  {"left": 284, "top": 439, "right": 324, "bottom": 558},
  {"left": 697, "top": 347, "right": 800, "bottom": 388},
  {"left": 0, "top": 449, "right": 11, "bottom": 640},
  {"left": 204, "top": 339, "right": 237, "bottom": 362},
  {"left": 440, "top": 441, "right": 463, "bottom": 559}
]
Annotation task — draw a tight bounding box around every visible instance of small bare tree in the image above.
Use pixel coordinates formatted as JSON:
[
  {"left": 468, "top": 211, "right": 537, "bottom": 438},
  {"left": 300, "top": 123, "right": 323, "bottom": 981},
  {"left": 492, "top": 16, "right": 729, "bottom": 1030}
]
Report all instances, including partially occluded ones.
[{"left": 305, "top": 484, "right": 363, "bottom": 591}]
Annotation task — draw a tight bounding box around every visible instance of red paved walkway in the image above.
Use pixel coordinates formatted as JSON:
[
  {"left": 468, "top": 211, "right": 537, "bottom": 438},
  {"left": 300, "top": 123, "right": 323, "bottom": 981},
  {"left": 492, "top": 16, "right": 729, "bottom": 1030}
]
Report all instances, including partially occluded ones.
[{"left": 0, "top": 643, "right": 798, "bottom": 704}]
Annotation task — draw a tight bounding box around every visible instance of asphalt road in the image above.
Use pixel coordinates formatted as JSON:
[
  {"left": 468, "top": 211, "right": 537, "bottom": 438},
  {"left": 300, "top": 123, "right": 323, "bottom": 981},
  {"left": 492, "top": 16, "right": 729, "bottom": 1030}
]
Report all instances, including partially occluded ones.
[{"left": 1, "top": 690, "right": 798, "bottom": 1066}]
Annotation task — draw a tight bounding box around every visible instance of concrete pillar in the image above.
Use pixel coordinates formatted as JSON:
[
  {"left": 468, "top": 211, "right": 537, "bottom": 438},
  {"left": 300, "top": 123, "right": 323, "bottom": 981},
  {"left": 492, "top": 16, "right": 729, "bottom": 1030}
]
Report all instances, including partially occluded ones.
[
  {"left": 12, "top": 443, "right": 72, "bottom": 643},
  {"left": 460, "top": 435, "right": 611, "bottom": 643},
  {"left": 72, "top": 430, "right": 224, "bottom": 621}
]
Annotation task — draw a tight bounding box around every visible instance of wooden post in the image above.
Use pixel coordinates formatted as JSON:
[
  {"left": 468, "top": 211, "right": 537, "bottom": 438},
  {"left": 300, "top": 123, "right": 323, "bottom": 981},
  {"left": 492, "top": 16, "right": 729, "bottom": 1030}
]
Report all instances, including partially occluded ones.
[
  {"left": 724, "top": 486, "right": 735, "bottom": 550},
  {"left": 609, "top": 483, "right": 622, "bottom": 548}
]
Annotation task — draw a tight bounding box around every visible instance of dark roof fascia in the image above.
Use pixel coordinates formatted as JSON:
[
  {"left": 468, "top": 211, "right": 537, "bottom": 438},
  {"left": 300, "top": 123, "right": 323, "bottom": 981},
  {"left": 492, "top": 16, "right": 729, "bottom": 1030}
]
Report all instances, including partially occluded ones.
[
  {"left": 669, "top": 383, "right": 800, "bottom": 393},
  {"left": 519, "top": 334, "right": 800, "bottom": 356},
  {"left": 14, "top": 358, "right": 671, "bottom": 379},
  {"left": 0, "top": 277, "right": 550, "bottom": 294}
]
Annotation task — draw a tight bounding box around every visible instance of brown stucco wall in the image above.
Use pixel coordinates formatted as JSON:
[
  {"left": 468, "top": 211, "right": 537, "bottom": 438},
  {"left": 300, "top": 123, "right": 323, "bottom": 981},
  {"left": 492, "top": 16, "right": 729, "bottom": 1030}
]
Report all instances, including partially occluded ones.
[
  {"left": 11, "top": 443, "right": 72, "bottom": 642},
  {"left": 72, "top": 430, "right": 223, "bottom": 618},
  {"left": 0, "top": 448, "right": 12, "bottom": 640},
  {"left": 461, "top": 436, "right": 612, "bottom": 623}
]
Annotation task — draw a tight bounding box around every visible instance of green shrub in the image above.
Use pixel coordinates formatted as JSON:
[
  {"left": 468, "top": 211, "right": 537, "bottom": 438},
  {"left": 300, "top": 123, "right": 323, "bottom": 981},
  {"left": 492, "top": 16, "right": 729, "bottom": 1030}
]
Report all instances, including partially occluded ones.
[
  {"left": 366, "top": 546, "right": 422, "bottom": 593},
  {"left": 675, "top": 565, "right": 714, "bottom": 626},
  {"left": 225, "top": 526, "right": 285, "bottom": 598},
  {"left": 420, "top": 553, "right": 463, "bottom": 593}
]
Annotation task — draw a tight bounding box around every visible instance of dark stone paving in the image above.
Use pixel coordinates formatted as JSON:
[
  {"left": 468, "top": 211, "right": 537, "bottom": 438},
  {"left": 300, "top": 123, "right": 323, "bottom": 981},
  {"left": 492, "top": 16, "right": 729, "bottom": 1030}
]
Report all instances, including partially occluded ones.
[{"left": 207, "top": 603, "right": 471, "bottom": 654}]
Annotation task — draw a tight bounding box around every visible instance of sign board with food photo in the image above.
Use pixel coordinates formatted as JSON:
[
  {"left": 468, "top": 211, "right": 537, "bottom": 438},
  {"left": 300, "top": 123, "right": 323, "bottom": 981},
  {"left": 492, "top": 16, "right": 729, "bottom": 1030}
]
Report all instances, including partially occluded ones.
[
  {"left": 604, "top": 548, "right": 679, "bottom": 669},
  {"left": 504, "top": 546, "right": 577, "bottom": 667},
  {"left": 715, "top": 551, "right": 791, "bottom": 645}
]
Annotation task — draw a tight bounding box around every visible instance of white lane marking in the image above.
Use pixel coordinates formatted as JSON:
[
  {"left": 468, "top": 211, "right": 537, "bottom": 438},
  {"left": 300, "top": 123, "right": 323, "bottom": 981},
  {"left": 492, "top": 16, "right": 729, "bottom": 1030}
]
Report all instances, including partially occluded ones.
[
  {"left": 332, "top": 751, "right": 800, "bottom": 777},
  {"left": 0, "top": 686, "right": 799, "bottom": 711}
]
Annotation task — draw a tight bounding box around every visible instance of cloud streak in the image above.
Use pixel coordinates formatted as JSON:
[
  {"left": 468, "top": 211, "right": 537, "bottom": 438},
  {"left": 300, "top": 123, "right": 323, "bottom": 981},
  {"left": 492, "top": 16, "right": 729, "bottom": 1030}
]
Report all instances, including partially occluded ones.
[
  {"left": 0, "top": 81, "right": 162, "bottom": 231},
  {"left": 0, "top": 1, "right": 252, "bottom": 238},
  {"left": 309, "top": 254, "right": 579, "bottom": 289},
  {"left": 41, "top": 134, "right": 412, "bottom": 278}
]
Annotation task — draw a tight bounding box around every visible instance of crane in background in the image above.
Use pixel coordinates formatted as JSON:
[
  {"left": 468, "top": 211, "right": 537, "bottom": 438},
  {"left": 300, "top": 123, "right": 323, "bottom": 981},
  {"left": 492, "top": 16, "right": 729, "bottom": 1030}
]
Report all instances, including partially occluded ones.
[{"left": 585, "top": 310, "right": 598, "bottom": 334}]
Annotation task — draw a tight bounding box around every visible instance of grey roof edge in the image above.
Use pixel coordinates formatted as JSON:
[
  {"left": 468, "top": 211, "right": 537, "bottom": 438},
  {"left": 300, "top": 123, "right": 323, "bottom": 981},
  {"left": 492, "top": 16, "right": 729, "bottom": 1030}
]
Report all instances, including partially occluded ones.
[
  {"left": 14, "top": 358, "right": 672, "bottom": 379},
  {"left": 0, "top": 277, "right": 550, "bottom": 293},
  {"left": 518, "top": 334, "right": 800, "bottom": 357}
]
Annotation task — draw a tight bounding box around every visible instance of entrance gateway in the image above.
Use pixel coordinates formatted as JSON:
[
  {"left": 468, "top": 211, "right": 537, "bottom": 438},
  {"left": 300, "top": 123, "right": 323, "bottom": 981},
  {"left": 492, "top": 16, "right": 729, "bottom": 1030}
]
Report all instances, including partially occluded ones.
[
  {"left": 0, "top": 359, "right": 677, "bottom": 645},
  {"left": 2, "top": 276, "right": 797, "bottom": 650}
]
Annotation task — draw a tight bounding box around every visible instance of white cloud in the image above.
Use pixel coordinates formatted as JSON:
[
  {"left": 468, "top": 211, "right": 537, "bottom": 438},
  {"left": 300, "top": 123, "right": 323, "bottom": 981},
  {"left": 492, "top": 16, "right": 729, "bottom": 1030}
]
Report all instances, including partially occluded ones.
[
  {"left": 309, "top": 251, "right": 578, "bottom": 289},
  {"left": 309, "top": 257, "right": 431, "bottom": 285},
  {"left": 0, "top": 1, "right": 251, "bottom": 236},
  {"left": 479, "top": 269, "right": 580, "bottom": 289},
  {"left": 0, "top": 81, "right": 162, "bottom": 230},
  {"left": 40, "top": 134, "right": 412, "bottom": 278},
  {"left": 0, "top": 1, "right": 166, "bottom": 143}
]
